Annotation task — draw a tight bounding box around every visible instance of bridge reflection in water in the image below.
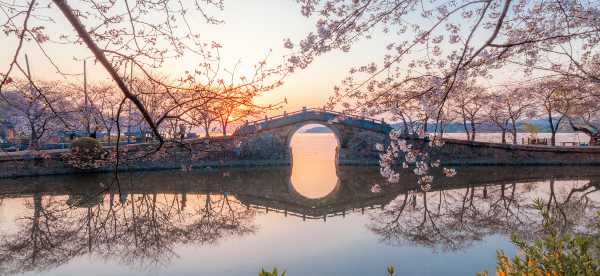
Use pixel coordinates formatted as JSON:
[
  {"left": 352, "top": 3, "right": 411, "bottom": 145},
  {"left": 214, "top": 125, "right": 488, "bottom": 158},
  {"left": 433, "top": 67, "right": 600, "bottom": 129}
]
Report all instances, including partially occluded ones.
[{"left": 0, "top": 166, "right": 598, "bottom": 275}]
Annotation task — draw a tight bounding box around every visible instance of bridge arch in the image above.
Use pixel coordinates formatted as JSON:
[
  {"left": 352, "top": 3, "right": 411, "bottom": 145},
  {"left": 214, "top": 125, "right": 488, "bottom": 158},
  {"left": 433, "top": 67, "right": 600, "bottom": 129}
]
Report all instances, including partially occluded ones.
[
  {"left": 288, "top": 173, "right": 342, "bottom": 201},
  {"left": 233, "top": 108, "right": 392, "bottom": 165},
  {"left": 288, "top": 122, "right": 341, "bottom": 199},
  {"left": 286, "top": 121, "right": 342, "bottom": 163}
]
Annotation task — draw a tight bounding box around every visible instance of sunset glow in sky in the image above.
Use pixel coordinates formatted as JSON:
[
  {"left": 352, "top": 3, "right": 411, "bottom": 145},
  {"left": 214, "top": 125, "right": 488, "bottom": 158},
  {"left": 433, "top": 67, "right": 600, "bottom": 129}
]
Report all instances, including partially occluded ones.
[
  {"left": 0, "top": 0, "right": 536, "bottom": 119},
  {"left": 0, "top": 0, "right": 392, "bottom": 115}
]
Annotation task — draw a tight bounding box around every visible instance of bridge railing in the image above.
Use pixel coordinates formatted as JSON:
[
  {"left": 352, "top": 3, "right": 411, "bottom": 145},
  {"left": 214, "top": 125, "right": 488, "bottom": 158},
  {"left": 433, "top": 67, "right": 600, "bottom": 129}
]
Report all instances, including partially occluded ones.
[
  {"left": 239, "top": 107, "right": 388, "bottom": 129},
  {"left": 243, "top": 202, "right": 386, "bottom": 221}
]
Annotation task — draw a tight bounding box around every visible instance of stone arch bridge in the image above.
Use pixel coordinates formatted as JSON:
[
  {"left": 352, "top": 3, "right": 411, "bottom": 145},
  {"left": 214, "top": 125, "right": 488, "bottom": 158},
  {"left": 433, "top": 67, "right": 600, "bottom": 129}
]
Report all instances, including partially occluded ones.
[{"left": 233, "top": 108, "right": 392, "bottom": 165}]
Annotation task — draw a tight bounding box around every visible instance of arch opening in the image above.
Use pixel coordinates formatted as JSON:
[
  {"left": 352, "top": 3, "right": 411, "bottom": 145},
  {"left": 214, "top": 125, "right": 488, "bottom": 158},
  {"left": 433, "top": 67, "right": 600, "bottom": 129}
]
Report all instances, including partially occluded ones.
[{"left": 288, "top": 123, "right": 340, "bottom": 199}]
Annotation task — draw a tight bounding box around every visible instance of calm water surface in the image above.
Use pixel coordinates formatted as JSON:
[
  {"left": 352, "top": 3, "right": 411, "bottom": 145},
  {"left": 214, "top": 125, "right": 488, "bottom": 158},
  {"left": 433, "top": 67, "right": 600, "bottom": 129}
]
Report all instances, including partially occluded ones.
[{"left": 0, "top": 133, "right": 599, "bottom": 276}]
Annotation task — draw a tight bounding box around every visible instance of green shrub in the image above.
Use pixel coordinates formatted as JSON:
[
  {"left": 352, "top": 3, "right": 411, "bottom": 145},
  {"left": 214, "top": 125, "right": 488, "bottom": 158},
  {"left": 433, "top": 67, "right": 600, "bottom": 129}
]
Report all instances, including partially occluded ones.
[
  {"left": 71, "top": 137, "right": 103, "bottom": 159},
  {"left": 258, "top": 268, "right": 285, "bottom": 276},
  {"left": 65, "top": 137, "right": 106, "bottom": 169},
  {"left": 478, "top": 200, "right": 600, "bottom": 276},
  {"left": 387, "top": 265, "right": 395, "bottom": 276}
]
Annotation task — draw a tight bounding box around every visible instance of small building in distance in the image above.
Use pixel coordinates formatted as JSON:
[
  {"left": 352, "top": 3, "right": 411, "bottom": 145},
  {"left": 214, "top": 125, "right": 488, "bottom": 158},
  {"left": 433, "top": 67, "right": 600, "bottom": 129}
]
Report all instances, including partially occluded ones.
[
  {"left": 0, "top": 119, "right": 15, "bottom": 143},
  {"left": 57, "top": 130, "right": 89, "bottom": 143}
]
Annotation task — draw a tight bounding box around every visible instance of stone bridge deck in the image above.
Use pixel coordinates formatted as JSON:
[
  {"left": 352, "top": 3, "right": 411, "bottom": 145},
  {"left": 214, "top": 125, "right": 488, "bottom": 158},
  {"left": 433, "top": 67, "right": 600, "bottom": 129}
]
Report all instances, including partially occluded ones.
[{"left": 234, "top": 108, "right": 392, "bottom": 136}]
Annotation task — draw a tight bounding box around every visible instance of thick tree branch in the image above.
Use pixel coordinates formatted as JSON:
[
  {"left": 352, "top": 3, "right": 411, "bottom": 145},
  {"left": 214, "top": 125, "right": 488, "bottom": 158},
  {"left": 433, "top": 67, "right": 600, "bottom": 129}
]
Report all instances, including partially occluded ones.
[{"left": 52, "top": 0, "right": 163, "bottom": 143}]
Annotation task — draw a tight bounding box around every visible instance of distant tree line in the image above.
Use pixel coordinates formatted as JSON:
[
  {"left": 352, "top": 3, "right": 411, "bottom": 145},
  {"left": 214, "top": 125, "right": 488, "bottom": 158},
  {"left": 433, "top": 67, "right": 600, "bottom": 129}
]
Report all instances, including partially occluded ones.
[
  {"left": 0, "top": 74, "right": 280, "bottom": 149},
  {"left": 369, "top": 77, "right": 599, "bottom": 146}
]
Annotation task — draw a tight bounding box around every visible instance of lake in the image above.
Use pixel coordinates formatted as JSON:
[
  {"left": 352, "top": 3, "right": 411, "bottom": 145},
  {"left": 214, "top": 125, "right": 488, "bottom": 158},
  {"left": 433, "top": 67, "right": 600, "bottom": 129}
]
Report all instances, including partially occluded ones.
[{"left": 0, "top": 133, "right": 598, "bottom": 276}]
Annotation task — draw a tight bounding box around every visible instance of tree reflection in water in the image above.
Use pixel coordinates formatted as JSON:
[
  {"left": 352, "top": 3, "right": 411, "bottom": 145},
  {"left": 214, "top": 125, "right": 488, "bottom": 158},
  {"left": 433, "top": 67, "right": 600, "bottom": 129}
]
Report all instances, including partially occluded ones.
[
  {"left": 369, "top": 173, "right": 600, "bottom": 251},
  {"left": 0, "top": 181, "right": 256, "bottom": 275},
  {"left": 0, "top": 166, "right": 598, "bottom": 275}
]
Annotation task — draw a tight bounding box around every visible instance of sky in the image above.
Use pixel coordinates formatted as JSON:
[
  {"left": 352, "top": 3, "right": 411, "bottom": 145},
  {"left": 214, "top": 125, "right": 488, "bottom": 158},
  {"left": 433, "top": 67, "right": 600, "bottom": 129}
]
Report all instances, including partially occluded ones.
[
  {"left": 0, "top": 0, "right": 392, "bottom": 115},
  {"left": 0, "top": 0, "right": 545, "bottom": 120}
]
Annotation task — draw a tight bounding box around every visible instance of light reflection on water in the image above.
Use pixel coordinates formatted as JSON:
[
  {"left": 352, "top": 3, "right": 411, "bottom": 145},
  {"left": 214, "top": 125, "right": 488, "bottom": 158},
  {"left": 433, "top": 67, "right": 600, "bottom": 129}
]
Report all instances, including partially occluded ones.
[
  {"left": 0, "top": 134, "right": 598, "bottom": 276},
  {"left": 290, "top": 132, "right": 339, "bottom": 199}
]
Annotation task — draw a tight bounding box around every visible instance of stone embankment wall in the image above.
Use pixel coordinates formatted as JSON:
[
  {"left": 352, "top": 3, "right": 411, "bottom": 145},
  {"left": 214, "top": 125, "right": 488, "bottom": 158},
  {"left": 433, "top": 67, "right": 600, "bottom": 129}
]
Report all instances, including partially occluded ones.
[
  {"left": 2, "top": 136, "right": 600, "bottom": 178},
  {"left": 0, "top": 139, "right": 240, "bottom": 178},
  {"left": 430, "top": 138, "right": 600, "bottom": 165}
]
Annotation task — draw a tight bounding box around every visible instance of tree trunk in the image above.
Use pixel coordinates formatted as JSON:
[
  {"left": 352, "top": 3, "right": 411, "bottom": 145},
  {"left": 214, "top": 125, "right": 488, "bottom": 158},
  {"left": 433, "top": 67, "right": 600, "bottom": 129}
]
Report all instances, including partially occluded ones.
[
  {"left": 511, "top": 120, "right": 518, "bottom": 144},
  {"left": 29, "top": 122, "right": 39, "bottom": 150},
  {"left": 106, "top": 127, "right": 112, "bottom": 145},
  {"left": 548, "top": 115, "right": 556, "bottom": 146},
  {"left": 568, "top": 119, "right": 600, "bottom": 146},
  {"left": 85, "top": 118, "right": 91, "bottom": 136},
  {"left": 470, "top": 120, "right": 476, "bottom": 141},
  {"left": 400, "top": 116, "right": 409, "bottom": 135},
  {"left": 501, "top": 130, "right": 507, "bottom": 144},
  {"left": 462, "top": 117, "right": 470, "bottom": 140}
]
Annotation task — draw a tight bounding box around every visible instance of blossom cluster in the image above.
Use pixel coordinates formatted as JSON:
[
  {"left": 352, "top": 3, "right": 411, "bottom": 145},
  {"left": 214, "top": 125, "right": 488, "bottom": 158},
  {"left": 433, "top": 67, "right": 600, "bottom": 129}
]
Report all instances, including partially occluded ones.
[{"left": 377, "top": 129, "right": 456, "bottom": 192}]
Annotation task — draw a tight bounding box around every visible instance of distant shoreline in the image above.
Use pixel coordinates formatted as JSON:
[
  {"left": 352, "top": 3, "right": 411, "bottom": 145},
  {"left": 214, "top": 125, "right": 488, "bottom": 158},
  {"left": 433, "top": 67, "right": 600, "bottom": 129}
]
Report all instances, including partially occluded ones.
[
  {"left": 301, "top": 123, "right": 583, "bottom": 134},
  {"left": 301, "top": 126, "right": 583, "bottom": 134}
]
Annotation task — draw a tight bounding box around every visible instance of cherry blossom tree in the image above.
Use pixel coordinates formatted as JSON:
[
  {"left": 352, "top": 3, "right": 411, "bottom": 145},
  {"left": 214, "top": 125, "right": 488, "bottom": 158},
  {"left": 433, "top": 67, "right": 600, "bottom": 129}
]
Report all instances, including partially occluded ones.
[
  {"left": 287, "top": 0, "right": 600, "bottom": 189},
  {"left": 0, "top": 80, "right": 73, "bottom": 149},
  {"left": 531, "top": 77, "right": 578, "bottom": 145},
  {"left": 486, "top": 93, "right": 512, "bottom": 144},
  {"left": 1, "top": 0, "right": 287, "bottom": 147},
  {"left": 451, "top": 85, "right": 488, "bottom": 141},
  {"left": 84, "top": 84, "right": 124, "bottom": 144},
  {"left": 290, "top": 0, "right": 600, "bottom": 127},
  {"left": 490, "top": 87, "right": 536, "bottom": 144},
  {"left": 564, "top": 92, "right": 600, "bottom": 145},
  {"left": 187, "top": 99, "right": 219, "bottom": 138}
]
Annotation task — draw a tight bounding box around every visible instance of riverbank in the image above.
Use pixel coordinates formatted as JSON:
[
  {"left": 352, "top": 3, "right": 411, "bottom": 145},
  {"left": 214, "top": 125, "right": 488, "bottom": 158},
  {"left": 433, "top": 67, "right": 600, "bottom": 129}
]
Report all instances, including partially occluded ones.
[
  {"left": 431, "top": 137, "right": 600, "bottom": 165},
  {"left": 2, "top": 135, "right": 600, "bottom": 178}
]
